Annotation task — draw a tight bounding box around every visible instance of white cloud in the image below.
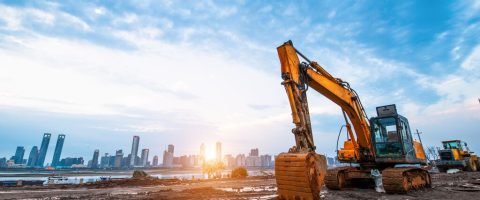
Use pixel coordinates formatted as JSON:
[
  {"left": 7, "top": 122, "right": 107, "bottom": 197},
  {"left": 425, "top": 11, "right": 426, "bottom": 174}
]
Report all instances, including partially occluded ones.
[
  {"left": 27, "top": 8, "right": 55, "bottom": 26},
  {"left": 0, "top": 5, "right": 23, "bottom": 30},
  {"left": 94, "top": 7, "right": 106, "bottom": 16},
  {"left": 0, "top": 33, "right": 289, "bottom": 152},
  {"left": 461, "top": 45, "right": 480, "bottom": 70},
  {"left": 0, "top": 5, "right": 91, "bottom": 32},
  {"left": 60, "top": 12, "right": 92, "bottom": 31}
]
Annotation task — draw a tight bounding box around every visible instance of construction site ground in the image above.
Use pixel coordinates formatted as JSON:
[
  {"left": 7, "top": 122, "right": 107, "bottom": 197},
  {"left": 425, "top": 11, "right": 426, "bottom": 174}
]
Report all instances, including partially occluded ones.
[{"left": 1, "top": 172, "right": 479, "bottom": 199}]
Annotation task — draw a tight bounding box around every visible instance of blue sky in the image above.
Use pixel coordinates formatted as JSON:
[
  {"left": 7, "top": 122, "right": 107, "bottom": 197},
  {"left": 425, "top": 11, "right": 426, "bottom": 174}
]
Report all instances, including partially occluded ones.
[{"left": 0, "top": 0, "right": 479, "bottom": 164}]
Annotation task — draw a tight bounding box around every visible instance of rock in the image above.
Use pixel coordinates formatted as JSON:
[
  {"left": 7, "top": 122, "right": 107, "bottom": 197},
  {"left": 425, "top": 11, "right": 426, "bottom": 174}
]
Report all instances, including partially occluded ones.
[{"left": 132, "top": 170, "right": 150, "bottom": 179}]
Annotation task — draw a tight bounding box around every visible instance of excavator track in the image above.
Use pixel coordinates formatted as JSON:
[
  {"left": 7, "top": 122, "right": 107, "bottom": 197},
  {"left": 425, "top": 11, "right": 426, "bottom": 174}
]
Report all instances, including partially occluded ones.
[
  {"left": 325, "top": 167, "right": 350, "bottom": 190},
  {"left": 382, "top": 167, "right": 431, "bottom": 194},
  {"left": 275, "top": 152, "right": 326, "bottom": 200}
]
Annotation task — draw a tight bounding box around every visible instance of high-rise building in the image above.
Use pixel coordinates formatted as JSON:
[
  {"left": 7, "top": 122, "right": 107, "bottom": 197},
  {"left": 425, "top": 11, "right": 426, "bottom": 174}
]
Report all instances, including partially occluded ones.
[
  {"left": 260, "top": 155, "right": 272, "bottom": 168},
  {"left": 140, "top": 149, "right": 149, "bottom": 166},
  {"left": 59, "top": 157, "right": 84, "bottom": 167},
  {"left": 51, "top": 134, "right": 66, "bottom": 167},
  {"left": 91, "top": 149, "right": 100, "bottom": 169},
  {"left": 13, "top": 146, "right": 25, "bottom": 164},
  {"left": 326, "top": 157, "right": 335, "bottom": 166},
  {"left": 152, "top": 155, "right": 159, "bottom": 166},
  {"left": 36, "top": 133, "right": 51, "bottom": 167},
  {"left": 224, "top": 154, "right": 236, "bottom": 167},
  {"left": 246, "top": 155, "right": 261, "bottom": 167},
  {"left": 27, "top": 146, "right": 39, "bottom": 167},
  {"left": 130, "top": 136, "right": 140, "bottom": 166},
  {"left": 114, "top": 150, "right": 123, "bottom": 168},
  {"left": 168, "top": 144, "right": 174, "bottom": 154},
  {"left": 236, "top": 154, "right": 246, "bottom": 167},
  {"left": 163, "top": 150, "right": 173, "bottom": 168},
  {"left": 249, "top": 148, "right": 259, "bottom": 157},
  {"left": 0, "top": 157, "right": 6, "bottom": 168},
  {"left": 100, "top": 153, "right": 110, "bottom": 167},
  {"left": 216, "top": 142, "right": 222, "bottom": 162},
  {"left": 200, "top": 143, "right": 205, "bottom": 162}
]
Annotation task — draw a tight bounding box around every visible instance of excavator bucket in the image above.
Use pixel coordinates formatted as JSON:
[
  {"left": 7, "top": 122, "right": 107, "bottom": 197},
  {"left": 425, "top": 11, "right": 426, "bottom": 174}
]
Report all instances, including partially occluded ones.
[{"left": 275, "top": 152, "right": 327, "bottom": 200}]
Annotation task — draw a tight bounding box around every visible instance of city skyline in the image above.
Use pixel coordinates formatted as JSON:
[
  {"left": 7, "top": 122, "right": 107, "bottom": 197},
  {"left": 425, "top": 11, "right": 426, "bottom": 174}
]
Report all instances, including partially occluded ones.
[{"left": 0, "top": 133, "right": 276, "bottom": 168}]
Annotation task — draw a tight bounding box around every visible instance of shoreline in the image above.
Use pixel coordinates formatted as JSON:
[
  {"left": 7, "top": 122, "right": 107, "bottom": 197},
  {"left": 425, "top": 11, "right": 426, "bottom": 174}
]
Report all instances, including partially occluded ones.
[{"left": 0, "top": 168, "right": 205, "bottom": 177}]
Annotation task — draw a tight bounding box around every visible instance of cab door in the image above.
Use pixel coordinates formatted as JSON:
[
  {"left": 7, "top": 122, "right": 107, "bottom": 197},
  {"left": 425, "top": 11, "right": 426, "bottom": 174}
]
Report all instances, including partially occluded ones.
[{"left": 399, "top": 118, "right": 415, "bottom": 159}]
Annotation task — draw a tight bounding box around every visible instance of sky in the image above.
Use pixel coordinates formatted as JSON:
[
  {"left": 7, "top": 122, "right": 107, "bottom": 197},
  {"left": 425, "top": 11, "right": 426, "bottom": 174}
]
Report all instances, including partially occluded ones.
[{"left": 0, "top": 0, "right": 479, "bottom": 164}]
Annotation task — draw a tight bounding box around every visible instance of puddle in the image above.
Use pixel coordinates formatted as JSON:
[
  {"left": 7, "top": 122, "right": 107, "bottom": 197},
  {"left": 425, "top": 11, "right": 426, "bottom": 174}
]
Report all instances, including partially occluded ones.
[
  {"left": 217, "top": 186, "right": 277, "bottom": 192},
  {"left": 257, "top": 194, "right": 278, "bottom": 199}
]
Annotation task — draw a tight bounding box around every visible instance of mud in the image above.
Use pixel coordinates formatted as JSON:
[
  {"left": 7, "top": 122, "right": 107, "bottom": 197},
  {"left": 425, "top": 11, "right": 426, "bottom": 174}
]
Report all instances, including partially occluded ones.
[{"left": 1, "top": 172, "right": 479, "bottom": 199}]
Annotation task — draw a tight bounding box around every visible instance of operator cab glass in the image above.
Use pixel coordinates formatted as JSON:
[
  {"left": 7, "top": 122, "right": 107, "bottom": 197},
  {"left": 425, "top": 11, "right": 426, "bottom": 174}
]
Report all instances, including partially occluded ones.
[
  {"left": 371, "top": 117, "right": 402, "bottom": 157},
  {"left": 443, "top": 141, "right": 463, "bottom": 150}
]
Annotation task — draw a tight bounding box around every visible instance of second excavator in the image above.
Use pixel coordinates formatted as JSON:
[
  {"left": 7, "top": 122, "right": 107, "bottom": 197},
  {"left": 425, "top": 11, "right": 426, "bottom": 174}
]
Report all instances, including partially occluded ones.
[{"left": 275, "top": 41, "right": 431, "bottom": 200}]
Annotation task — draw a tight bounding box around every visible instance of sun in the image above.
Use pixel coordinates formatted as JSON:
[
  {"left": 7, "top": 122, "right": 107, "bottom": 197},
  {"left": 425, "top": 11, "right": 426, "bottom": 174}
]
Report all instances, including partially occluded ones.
[{"left": 205, "top": 147, "right": 216, "bottom": 161}]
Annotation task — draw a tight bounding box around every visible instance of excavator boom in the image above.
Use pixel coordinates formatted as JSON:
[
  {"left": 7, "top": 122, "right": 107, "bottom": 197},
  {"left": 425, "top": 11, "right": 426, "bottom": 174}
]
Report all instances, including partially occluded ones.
[{"left": 277, "top": 41, "right": 373, "bottom": 162}]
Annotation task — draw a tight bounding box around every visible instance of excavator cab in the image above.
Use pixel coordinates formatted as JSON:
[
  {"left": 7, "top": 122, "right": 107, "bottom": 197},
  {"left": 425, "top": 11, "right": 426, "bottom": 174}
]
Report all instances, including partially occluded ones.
[
  {"left": 442, "top": 140, "right": 466, "bottom": 151},
  {"left": 369, "top": 105, "right": 426, "bottom": 164}
]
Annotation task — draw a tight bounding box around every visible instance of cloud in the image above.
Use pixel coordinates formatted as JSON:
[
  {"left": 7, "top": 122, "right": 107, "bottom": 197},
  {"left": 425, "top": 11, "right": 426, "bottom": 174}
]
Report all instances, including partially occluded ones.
[
  {"left": 461, "top": 45, "right": 480, "bottom": 70},
  {"left": 60, "top": 12, "right": 92, "bottom": 31},
  {"left": 0, "top": 1, "right": 479, "bottom": 158},
  {"left": 0, "top": 4, "right": 91, "bottom": 32},
  {"left": 0, "top": 5, "right": 22, "bottom": 30}
]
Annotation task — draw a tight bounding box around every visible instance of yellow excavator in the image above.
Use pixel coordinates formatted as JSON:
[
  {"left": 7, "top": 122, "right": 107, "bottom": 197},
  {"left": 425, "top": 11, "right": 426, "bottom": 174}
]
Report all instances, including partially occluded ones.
[{"left": 275, "top": 41, "right": 431, "bottom": 200}]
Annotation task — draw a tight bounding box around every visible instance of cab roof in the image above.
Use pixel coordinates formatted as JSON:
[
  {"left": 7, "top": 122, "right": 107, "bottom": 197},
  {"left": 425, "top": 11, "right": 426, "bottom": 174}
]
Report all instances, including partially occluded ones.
[{"left": 442, "top": 140, "right": 462, "bottom": 143}]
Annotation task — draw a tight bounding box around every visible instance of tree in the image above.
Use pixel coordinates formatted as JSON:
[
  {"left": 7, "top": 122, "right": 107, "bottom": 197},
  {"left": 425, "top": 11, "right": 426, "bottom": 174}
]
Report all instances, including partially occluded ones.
[{"left": 202, "top": 161, "right": 225, "bottom": 179}]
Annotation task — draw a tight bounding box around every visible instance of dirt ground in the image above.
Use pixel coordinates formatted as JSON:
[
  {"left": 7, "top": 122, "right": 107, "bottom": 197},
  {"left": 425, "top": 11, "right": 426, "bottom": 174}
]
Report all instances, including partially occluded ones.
[{"left": 1, "top": 172, "right": 480, "bottom": 199}]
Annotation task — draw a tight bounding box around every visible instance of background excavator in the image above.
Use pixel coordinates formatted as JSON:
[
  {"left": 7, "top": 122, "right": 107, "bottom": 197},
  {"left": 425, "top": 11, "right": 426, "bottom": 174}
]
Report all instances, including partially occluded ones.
[{"left": 275, "top": 41, "right": 431, "bottom": 200}]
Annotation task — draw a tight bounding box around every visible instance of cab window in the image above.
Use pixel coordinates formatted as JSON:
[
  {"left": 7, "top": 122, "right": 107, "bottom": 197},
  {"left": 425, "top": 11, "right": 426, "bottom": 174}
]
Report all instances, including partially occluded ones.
[{"left": 371, "top": 117, "right": 402, "bottom": 157}]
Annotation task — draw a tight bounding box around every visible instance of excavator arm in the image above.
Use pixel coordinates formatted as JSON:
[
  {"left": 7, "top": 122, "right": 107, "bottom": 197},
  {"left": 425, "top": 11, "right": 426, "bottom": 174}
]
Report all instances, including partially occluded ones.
[{"left": 277, "top": 41, "right": 374, "bottom": 162}]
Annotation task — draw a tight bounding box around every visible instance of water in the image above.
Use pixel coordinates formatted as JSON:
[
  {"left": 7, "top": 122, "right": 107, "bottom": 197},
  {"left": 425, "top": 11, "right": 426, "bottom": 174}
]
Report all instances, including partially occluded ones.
[
  {"left": 0, "top": 175, "right": 130, "bottom": 185},
  {"left": 0, "top": 169, "right": 274, "bottom": 185},
  {"left": 218, "top": 186, "right": 277, "bottom": 192}
]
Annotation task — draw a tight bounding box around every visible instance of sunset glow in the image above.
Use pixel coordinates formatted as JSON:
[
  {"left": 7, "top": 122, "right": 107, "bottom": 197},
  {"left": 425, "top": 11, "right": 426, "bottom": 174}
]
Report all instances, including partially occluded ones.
[{"left": 205, "top": 147, "right": 216, "bottom": 161}]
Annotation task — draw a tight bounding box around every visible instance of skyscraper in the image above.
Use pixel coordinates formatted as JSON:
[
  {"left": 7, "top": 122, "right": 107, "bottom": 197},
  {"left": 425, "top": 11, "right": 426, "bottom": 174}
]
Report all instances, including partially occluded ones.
[
  {"left": 168, "top": 144, "right": 174, "bottom": 154},
  {"left": 114, "top": 150, "right": 123, "bottom": 168},
  {"left": 216, "top": 142, "right": 222, "bottom": 162},
  {"left": 200, "top": 143, "right": 205, "bottom": 162},
  {"left": 14, "top": 146, "right": 25, "bottom": 164},
  {"left": 27, "top": 146, "right": 39, "bottom": 167},
  {"left": 249, "top": 148, "right": 259, "bottom": 156},
  {"left": 162, "top": 150, "right": 173, "bottom": 167},
  {"left": 51, "top": 134, "right": 66, "bottom": 167},
  {"left": 152, "top": 155, "right": 159, "bottom": 166},
  {"left": 100, "top": 153, "right": 110, "bottom": 168},
  {"left": 36, "top": 133, "right": 51, "bottom": 167},
  {"left": 140, "top": 149, "right": 149, "bottom": 166},
  {"left": 130, "top": 136, "right": 140, "bottom": 166},
  {"left": 91, "top": 149, "right": 100, "bottom": 169}
]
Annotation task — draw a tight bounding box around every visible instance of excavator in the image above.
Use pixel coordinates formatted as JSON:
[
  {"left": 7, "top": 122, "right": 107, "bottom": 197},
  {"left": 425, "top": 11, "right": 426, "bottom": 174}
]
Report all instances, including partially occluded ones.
[{"left": 275, "top": 41, "right": 431, "bottom": 200}]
